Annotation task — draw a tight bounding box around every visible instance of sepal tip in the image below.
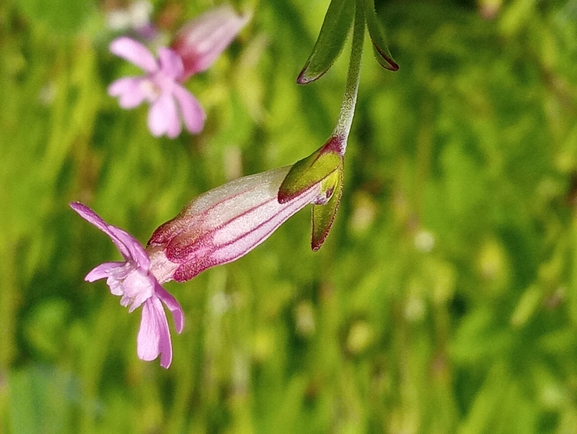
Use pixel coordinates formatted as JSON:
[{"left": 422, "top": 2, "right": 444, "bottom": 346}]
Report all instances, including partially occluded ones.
[{"left": 311, "top": 167, "right": 343, "bottom": 251}]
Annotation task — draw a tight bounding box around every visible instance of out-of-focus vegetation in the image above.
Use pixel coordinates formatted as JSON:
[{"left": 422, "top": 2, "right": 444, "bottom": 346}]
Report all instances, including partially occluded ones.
[{"left": 2, "top": 0, "right": 577, "bottom": 432}]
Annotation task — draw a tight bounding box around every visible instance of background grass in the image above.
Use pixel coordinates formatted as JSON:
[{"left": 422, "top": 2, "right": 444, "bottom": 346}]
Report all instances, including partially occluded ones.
[{"left": 2, "top": 0, "right": 577, "bottom": 432}]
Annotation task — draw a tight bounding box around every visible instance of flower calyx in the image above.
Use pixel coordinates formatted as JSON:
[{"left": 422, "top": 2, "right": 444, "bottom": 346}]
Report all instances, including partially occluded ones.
[{"left": 278, "top": 137, "right": 345, "bottom": 250}]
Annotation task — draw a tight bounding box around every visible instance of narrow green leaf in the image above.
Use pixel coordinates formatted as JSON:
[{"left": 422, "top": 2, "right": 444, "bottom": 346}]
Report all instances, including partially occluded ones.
[
  {"left": 362, "top": 0, "right": 399, "bottom": 71},
  {"left": 297, "top": 0, "right": 355, "bottom": 84},
  {"left": 312, "top": 167, "right": 343, "bottom": 251},
  {"left": 278, "top": 147, "right": 342, "bottom": 203}
]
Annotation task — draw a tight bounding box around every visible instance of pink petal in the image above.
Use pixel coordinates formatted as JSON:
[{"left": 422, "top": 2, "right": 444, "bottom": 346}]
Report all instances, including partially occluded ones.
[
  {"left": 72, "top": 202, "right": 150, "bottom": 265},
  {"left": 85, "top": 261, "right": 125, "bottom": 284},
  {"left": 71, "top": 202, "right": 111, "bottom": 234},
  {"left": 138, "top": 297, "right": 173, "bottom": 368},
  {"left": 155, "top": 283, "right": 185, "bottom": 333},
  {"left": 108, "top": 77, "right": 148, "bottom": 108},
  {"left": 70, "top": 202, "right": 132, "bottom": 259},
  {"left": 171, "top": 6, "right": 250, "bottom": 79},
  {"left": 108, "top": 226, "right": 151, "bottom": 269},
  {"left": 148, "top": 92, "right": 181, "bottom": 138},
  {"left": 157, "top": 47, "right": 184, "bottom": 80},
  {"left": 172, "top": 84, "right": 205, "bottom": 134},
  {"left": 122, "top": 270, "right": 157, "bottom": 312},
  {"left": 110, "top": 37, "right": 158, "bottom": 73}
]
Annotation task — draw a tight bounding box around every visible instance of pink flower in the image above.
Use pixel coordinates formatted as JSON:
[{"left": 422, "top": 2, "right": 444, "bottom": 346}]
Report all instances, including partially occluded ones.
[
  {"left": 171, "top": 5, "right": 251, "bottom": 80},
  {"left": 107, "top": 6, "right": 249, "bottom": 138},
  {"left": 70, "top": 202, "right": 184, "bottom": 368},
  {"left": 108, "top": 37, "right": 205, "bottom": 138}
]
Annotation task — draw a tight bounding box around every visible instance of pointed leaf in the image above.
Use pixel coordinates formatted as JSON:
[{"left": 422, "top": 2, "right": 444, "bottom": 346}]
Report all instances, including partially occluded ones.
[
  {"left": 279, "top": 147, "right": 342, "bottom": 203},
  {"left": 362, "top": 0, "right": 399, "bottom": 71},
  {"left": 297, "top": 0, "right": 355, "bottom": 84},
  {"left": 312, "top": 167, "right": 343, "bottom": 251}
]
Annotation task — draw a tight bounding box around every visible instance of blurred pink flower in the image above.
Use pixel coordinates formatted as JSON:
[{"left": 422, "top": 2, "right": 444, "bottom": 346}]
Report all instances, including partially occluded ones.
[
  {"left": 70, "top": 202, "right": 184, "bottom": 368},
  {"left": 171, "top": 5, "right": 251, "bottom": 80},
  {"left": 107, "top": 6, "right": 249, "bottom": 138},
  {"left": 108, "top": 37, "right": 205, "bottom": 138}
]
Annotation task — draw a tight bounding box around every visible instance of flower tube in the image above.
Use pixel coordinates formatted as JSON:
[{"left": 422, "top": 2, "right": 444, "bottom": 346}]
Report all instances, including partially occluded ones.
[{"left": 147, "top": 166, "right": 329, "bottom": 282}]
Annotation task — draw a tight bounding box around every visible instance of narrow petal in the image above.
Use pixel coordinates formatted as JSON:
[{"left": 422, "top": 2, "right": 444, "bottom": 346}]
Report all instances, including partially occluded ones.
[
  {"left": 108, "top": 77, "right": 148, "bottom": 108},
  {"left": 71, "top": 202, "right": 112, "bottom": 234},
  {"left": 171, "top": 6, "right": 250, "bottom": 79},
  {"left": 108, "top": 226, "right": 151, "bottom": 269},
  {"left": 71, "top": 202, "right": 132, "bottom": 260},
  {"left": 85, "top": 261, "right": 125, "bottom": 284},
  {"left": 137, "top": 298, "right": 173, "bottom": 368},
  {"left": 110, "top": 36, "right": 158, "bottom": 73},
  {"left": 70, "top": 202, "right": 148, "bottom": 268},
  {"left": 155, "top": 283, "right": 185, "bottom": 333},
  {"left": 148, "top": 92, "right": 181, "bottom": 138},
  {"left": 172, "top": 84, "right": 205, "bottom": 134},
  {"left": 157, "top": 47, "right": 184, "bottom": 80}
]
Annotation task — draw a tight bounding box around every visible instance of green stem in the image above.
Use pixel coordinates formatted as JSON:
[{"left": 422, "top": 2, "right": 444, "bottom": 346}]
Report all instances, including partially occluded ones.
[{"left": 332, "top": 0, "right": 365, "bottom": 153}]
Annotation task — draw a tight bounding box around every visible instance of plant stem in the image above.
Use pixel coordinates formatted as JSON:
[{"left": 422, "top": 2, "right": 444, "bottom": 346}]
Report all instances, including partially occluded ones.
[{"left": 332, "top": 0, "right": 365, "bottom": 154}]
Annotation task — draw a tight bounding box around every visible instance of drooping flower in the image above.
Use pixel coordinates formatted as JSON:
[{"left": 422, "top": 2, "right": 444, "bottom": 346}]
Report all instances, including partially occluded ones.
[
  {"left": 107, "top": 6, "right": 249, "bottom": 138},
  {"left": 72, "top": 143, "right": 341, "bottom": 367},
  {"left": 70, "top": 202, "right": 184, "bottom": 368}
]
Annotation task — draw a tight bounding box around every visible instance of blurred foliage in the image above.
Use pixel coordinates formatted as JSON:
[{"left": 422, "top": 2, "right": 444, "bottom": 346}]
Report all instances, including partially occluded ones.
[{"left": 2, "top": 0, "right": 577, "bottom": 432}]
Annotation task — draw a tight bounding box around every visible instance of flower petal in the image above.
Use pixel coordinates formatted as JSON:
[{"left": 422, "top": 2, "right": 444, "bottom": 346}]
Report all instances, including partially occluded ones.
[
  {"left": 122, "top": 269, "right": 156, "bottom": 312},
  {"left": 172, "top": 84, "right": 205, "bottom": 134},
  {"left": 85, "top": 261, "right": 125, "bottom": 284},
  {"left": 108, "top": 77, "right": 148, "bottom": 108},
  {"left": 71, "top": 202, "right": 111, "bottom": 234},
  {"left": 137, "top": 297, "right": 173, "bottom": 368},
  {"left": 108, "top": 226, "right": 151, "bottom": 269},
  {"left": 70, "top": 202, "right": 132, "bottom": 260},
  {"left": 157, "top": 47, "right": 184, "bottom": 80},
  {"left": 155, "top": 283, "right": 185, "bottom": 333},
  {"left": 71, "top": 202, "right": 151, "bottom": 266},
  {"left": 110, "top": 36, "right": 158, "bottom": 73},
  {"left": 148, "top": 92, "right": 181, "bottom": 138}
]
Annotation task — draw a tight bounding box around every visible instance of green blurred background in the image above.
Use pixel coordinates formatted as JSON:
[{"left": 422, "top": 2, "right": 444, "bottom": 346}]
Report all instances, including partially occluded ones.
[{"left": 2, "top": 0, "right": 577, "bottom": 432}]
